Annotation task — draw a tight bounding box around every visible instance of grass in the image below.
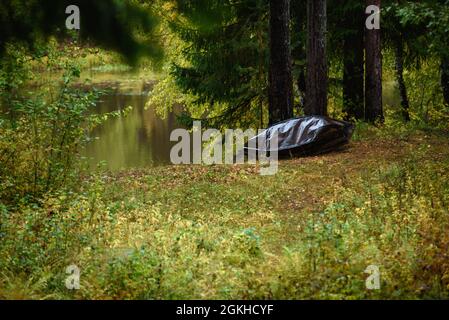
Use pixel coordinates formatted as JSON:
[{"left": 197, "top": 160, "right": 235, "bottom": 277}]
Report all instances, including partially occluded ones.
[{"left": 1, "top": 125, "right": 449, "bottom": 299}]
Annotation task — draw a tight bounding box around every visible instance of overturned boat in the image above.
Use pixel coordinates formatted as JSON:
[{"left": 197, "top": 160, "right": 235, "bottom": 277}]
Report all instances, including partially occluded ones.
[{"left": 244, "top": 116, "right": 354, "bottom": 157}]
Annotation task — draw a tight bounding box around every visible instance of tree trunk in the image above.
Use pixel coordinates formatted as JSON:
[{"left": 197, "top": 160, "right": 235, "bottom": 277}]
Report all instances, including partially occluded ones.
[
  {"left": 394, "top": 38, "right": 410, "bottom": 121},
  {"left": 365, "top": 0, "right": 383, "bottom": 123},
  {"left": 268, "top": 0, "right": 294, "bottom": 125},
  {"left": 305, "top": 0, "right": 328, "bottom": 116},
  {"left": 297, "top": 71, "right": 306, "bottom": 105},
  {"left": 442, "top": 57, "right": 449, "bottom": 107},
  {"left": 292, "top": 1, "right": 307, "bottom": 109},
  {"left": 343, "top": 4, "right": 365, "bottom": 120}
]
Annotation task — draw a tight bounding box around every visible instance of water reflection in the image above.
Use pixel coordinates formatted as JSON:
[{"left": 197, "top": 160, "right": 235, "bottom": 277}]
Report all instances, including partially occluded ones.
[
  {"left": 85, "top": 93, "right": 183, "bottom": 170},
  {"left": 84, "top": 72, "right": 401, "bottom": 171}
]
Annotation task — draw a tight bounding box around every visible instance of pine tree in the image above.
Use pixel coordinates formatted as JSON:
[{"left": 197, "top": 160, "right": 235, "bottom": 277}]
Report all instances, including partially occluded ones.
[
  {"left": 168, "top": 0, "right": 270, "bottom": 128},
  {"left": 268, "top": 0, "right": 294, "bottom": 124},
  {"left": 393, "top": 37, "right": 411, "bottom": 121},
  {"left": 305, "top": 0, "right": 328, "bottom": 116},
  {"left": 291, "top": 1, "right": 307, "bottom": 109},
  {"left": 342, "top": 0, "right": 365, "bottom": 120},
  {"left": 365, "top": 0, "right": 384, "bottom": 123},
  {"left": 442, "top": 58, "right": 449, "bottom": 107}
]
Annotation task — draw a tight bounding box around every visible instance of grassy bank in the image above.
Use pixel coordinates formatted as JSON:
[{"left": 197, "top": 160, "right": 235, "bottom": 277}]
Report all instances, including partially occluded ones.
[{"left": 1, "top": 125, "right": 449, "bottom": 299}]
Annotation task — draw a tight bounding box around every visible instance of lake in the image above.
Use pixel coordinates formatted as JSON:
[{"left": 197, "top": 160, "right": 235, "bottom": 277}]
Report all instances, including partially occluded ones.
[
  {"left": 83, "top": 70, "right": 400, "bottom": 171},
  {"left": 83, "top": 70, "right": 185, "bottom": 171}
]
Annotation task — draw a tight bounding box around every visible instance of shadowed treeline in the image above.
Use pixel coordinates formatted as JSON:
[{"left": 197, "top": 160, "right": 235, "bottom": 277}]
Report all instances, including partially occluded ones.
[{"left": 0, "top": 0, "right": 163, "bottom": 64}]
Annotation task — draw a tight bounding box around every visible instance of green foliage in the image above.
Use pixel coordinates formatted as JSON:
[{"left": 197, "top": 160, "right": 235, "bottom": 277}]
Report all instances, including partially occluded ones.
[
  {"left": 0, "top": 43, "right": 129, "bottom": 204},
  {"left": 403, "top": 60, "right": 449, "bottom": 124},
  {"left": 1, "top": 128, "right": 449, "bottom": 299},
  {"left": 1, "top": 0, "right": 449, "bottom": 301},
  {"left": 152, "top": 0, "right": 270, "bottom": 129},
  {"left": 390, "top": 0, "right": 449, "bottom": 59},
  {"left": 0, "top": 0, "right": 163, "bottom": 64},
  {"left": 382, "top": 54, "right": 448, "bottom": 126}
]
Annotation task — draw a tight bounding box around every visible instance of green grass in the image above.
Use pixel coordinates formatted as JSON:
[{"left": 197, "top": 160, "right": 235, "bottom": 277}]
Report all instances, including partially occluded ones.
[{"left": 1, "top": 127, "right": 449, "bottom": 299}]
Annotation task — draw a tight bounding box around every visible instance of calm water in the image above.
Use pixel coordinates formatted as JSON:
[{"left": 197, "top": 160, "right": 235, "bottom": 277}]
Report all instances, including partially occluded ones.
[
  {"left": 83, "top": 73, "right": 184, "bottom": 170},
  {"left": 83, "top": 72, "right": 400, "bottom": 171}
]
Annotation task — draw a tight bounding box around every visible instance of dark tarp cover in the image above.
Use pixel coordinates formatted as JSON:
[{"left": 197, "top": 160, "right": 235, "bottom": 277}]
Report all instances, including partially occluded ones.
[{"left": 244, "top": 116, "right": 354, "bottom": 157}]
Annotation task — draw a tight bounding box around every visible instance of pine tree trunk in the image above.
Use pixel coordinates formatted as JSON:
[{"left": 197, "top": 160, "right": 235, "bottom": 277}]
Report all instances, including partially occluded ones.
[
  {"left": 394, "top": 38, "right": 410, "bottom": 121},
  {"left": 305, "top": 0, "right": 328, "bottom": 116},
  {"left": 292, "top": 1, "right": 307, "bottom": 109},
  {"left": 297, "top": 71, "right": 306, "bottom": 104},
  {"left": 268, "top": 0, "right": 294, "bottom": 125},
  {"left": 442, "top": 57, "right": 449, "bottom": 107},
  {"left": 365, "top": 0, "right": 383, "bottom": 123},
  {"left": 343, "top": 4, "right": 365, "bottom": 120}
]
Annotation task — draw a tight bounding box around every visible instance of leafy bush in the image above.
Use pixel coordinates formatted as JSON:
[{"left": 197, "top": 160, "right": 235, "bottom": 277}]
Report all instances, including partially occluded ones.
[{"left": 0, "top": 43, "right": 125, "bottom": 204}]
